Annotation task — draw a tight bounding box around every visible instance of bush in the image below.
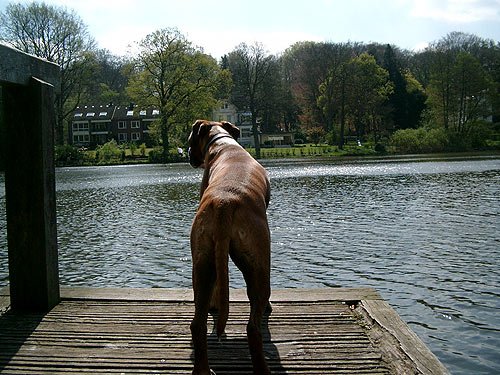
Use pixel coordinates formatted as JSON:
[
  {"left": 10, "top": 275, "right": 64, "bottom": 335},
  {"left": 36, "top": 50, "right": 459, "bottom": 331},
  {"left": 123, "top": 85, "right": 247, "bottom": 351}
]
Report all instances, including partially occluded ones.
[
  {"left": 139, "top": 143, "right": 147, "bottom": 157},
  {"left": 96, "top": 140, "right": 121, "bottom": 163},
  {"left": 148, "top": 147, "right": 164, "bottom": 163},
  {"left": 55, "top": 144, "right": 84, "bottom": 166},
  {"left": 390, "top": 128, "right": 448, "bottom": 154},
  {"left": 374, "top": 143, "right": 386, "bottom": 154}
]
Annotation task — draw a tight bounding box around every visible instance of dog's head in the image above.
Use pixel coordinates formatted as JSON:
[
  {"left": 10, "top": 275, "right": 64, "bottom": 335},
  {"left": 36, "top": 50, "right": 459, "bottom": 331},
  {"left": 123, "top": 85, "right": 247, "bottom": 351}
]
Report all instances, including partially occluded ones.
[{"left": 188, "top": 119, "right": 240, "bottom": 168}]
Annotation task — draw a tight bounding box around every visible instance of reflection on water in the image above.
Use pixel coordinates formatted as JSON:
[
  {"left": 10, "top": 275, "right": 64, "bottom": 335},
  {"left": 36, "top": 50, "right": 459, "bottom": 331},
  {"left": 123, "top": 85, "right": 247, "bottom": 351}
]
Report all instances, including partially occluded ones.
[{"left": 0, "top": 157, "right": 499, "bottom": 374}]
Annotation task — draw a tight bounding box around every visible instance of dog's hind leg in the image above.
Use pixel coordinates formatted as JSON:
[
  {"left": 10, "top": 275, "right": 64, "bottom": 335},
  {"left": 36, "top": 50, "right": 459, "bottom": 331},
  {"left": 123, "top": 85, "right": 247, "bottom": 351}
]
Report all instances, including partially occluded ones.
[
  {"left": 190, "top": 253, "right": 216, "bottom": 375},
  {"left": 233, "top": 238, "right": 271, "bottom": 375},
  {"left": 246, "top": 269, "right": 271, "bottom": 375}
]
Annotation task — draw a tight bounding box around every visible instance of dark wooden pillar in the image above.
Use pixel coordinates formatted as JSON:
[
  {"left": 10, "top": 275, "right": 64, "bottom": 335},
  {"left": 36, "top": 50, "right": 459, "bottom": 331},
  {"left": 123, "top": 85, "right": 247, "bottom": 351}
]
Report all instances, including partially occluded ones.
[{"left": 1, "top": 44, "right": 60, "bottom": 312}]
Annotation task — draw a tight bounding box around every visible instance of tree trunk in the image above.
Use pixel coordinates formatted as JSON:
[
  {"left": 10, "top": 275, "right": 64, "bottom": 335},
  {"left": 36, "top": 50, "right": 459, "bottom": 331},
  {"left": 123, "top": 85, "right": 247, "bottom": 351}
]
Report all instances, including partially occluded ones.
[
  {"left": 252, "top": 122, "right": 260, "bottom": 159},
  {"left": 251, "top": 112, "right": 260, "bottom": 159},
  {"left": 339, "top": 79, "right": 346, "bottom": 150},
  {"left": 161, "top": 115, "right": 170, "bottom": 162}
]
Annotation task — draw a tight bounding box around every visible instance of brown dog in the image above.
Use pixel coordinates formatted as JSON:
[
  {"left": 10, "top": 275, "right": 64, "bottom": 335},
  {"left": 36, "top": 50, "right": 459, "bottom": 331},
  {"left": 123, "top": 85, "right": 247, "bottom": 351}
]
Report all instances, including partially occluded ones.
[{"left": 188, "top": 119, "right": 271, "bottom": 375}]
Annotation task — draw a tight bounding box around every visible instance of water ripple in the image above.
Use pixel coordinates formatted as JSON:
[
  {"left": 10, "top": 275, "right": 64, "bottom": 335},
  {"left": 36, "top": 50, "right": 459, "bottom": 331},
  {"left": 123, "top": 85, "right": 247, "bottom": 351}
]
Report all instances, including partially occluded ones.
[{"left": 0, "top": 159, "right": 499, "bottom": 374}]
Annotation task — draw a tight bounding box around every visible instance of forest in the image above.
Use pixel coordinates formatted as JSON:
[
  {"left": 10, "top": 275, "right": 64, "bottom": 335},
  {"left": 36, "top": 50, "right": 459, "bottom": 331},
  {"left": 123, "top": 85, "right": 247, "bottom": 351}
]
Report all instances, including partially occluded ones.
[{"left": 1, "top": 2, "right": 499, "bottom": 162}]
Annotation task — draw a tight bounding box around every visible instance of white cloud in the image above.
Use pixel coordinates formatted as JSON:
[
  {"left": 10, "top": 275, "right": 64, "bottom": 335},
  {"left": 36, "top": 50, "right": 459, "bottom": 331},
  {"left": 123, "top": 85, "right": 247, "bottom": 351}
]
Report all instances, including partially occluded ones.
[
  {"left": 412, "top": 41, "right": 429, "bottom": 51},
  {"left": 187, "top": 29, "right": 323, "bottom": 58},
  {"left": 411, "top": 0, "right": 500, "bottom": 23}
]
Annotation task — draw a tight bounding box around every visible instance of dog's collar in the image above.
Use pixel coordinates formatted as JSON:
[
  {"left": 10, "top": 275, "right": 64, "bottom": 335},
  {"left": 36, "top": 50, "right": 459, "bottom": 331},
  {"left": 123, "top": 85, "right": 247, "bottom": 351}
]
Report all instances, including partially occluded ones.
[{"left": 203, "top": 133, "right": 235, "bottom": 155}]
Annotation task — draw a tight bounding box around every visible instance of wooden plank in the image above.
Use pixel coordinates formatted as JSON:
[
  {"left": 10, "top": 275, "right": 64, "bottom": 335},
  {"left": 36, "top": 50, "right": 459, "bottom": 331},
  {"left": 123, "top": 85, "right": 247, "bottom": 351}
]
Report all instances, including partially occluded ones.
[
  {"left": 0, "top": 297, "right": 394, "bottom": 374},
  {"left": 3, "top": 77, "right": 60, "bottom": 312},
  {"left": 0, "top": 289, "right": 447, "bottom": 374},
  {"left": 56, "top": 287, "right": 381, "bottom": 302},
  {"left": 361, "top": 299, "right": 449, "bottom": 375},
  {"left": 0, "top": 43, "right": 59, "bottom": 88}
]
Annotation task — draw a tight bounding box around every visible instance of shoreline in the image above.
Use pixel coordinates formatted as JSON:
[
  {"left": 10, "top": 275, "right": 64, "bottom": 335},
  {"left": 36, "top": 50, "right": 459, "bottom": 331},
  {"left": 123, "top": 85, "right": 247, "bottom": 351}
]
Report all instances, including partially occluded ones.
[{"left": 54, "top": 150, "right": 500, "bottom": 168}]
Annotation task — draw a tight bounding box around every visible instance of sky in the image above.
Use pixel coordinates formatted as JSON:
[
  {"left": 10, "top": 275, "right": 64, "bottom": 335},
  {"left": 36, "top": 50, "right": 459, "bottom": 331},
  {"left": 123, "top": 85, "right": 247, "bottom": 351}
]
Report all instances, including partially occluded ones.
[{"left": 1, "top": 0, "right": 499, "bottom": 58}]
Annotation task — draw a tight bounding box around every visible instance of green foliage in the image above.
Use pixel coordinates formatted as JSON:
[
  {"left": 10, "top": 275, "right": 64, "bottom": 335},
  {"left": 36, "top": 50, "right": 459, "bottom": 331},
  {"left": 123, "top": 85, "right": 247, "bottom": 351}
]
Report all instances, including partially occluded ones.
[
  {"left": 425, "top": 35, "right": 496, "bottom": 134},
  {"left": 127, "top": 28, "right": 228, "bottom": 159},
  {"left": 226, "top": 42, "right": 281, "bottom": 158},
  {"left": 390, "top": 128, "right": 449, "bottom": 153},
  {"left": 318, "top": 52, "right": 394, "bottom": 148},
  {"left": 95, "top": 139, "right": 121, "bottom": 163},
  {"left": 129, "top": 142, "right": 137, "bottom": 156},
  {"left": 148, "top": 147, "right": 165, "bottom": 163},
  {"left": 305, "top": 126, "right": 326, "bottom": 145},
  {"left": 54, "top": 145, "right": 84, "bottom": 166}
]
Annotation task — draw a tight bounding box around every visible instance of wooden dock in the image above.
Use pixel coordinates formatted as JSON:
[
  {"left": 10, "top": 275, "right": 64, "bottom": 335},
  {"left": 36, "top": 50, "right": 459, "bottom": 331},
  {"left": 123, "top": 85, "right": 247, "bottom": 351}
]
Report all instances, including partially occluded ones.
[{"left": 0, "top": 287, "right": 448, "bottom": 374}]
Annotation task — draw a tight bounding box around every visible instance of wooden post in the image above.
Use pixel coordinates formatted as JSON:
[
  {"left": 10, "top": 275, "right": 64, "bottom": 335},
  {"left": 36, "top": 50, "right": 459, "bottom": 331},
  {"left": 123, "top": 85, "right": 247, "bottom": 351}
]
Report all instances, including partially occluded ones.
[{"left": 1, "top": 43, "right": 60, "bottom": 312}]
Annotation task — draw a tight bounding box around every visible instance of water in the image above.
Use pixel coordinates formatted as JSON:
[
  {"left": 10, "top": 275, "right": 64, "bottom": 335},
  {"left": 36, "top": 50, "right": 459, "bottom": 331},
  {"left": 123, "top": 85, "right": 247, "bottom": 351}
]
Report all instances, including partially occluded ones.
[{"left": 0, "top": 156, "right": 499, "bottom": 374}]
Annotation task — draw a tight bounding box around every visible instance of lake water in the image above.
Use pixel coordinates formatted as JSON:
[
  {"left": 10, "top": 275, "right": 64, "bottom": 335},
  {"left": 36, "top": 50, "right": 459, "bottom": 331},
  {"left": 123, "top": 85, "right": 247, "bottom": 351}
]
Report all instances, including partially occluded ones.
[{"left": 0, "top": 155, "right": 499, "bottom": 374}]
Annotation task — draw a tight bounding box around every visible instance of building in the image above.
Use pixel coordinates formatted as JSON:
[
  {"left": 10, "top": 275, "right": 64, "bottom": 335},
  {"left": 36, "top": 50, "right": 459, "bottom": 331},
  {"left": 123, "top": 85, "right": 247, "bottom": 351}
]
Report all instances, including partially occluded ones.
[
  {"left": 69, "top": 104, "right": 159, "bottom": 147},
  {"left": 212, "top": 99, "right": 295, "bottom": 147},
  {"left": 212, "top": 100, "right": 256, "bottom": 147}
]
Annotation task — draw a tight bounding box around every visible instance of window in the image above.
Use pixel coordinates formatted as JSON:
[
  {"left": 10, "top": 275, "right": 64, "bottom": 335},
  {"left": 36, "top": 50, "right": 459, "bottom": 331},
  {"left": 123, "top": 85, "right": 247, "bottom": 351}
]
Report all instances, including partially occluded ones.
[
  {"left": 126, "top": 110, "right": 134, "bottom": 116},
  {"left": 131, "top": 120, "right": 140, "bottom": 128},
  {"left": 73, "top": 134, "right": 89, "bottom": 143},
  {"left": 118, "top": 133, "right": 127, "bottom": 142},
  {"left": 99, "top": 112, "right": 107, "bottom": 116},
  {"left": 139, "top": 110, "right": 147, "bottom": 116},
  {"left": 86, "top": 112, "right": 95, "bottom": 117},
  {"left": 74, "top": 113, "right": 83, "bottom": 117},
  {"left": 73, "top": 123, "right": 89, "bottom": 131},
  {"left": 131, "top": 132, "right": 141, "bottom": 141},
  {"left": 118, "top": 121, "right": 126, "bottom": 129},
  {"left": 152, "top": 109, "right": 160, "bottom": 115},
  {"left": 91, "top": 123, "right": 107, "bottom": 132}
]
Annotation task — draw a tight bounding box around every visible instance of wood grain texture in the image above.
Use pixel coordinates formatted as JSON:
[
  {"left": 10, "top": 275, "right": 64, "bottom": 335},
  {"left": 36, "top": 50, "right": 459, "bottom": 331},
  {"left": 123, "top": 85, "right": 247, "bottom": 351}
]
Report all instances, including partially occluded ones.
[{"left": 0, "top": 288, "right": 447, "bottom": 374}]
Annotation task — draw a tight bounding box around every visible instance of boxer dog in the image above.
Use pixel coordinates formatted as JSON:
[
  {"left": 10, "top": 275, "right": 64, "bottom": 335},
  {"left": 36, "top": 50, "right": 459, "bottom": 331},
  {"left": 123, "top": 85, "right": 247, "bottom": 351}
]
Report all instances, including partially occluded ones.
[{"left": 188, "top": 120, "right": 271, "bottom": 375}]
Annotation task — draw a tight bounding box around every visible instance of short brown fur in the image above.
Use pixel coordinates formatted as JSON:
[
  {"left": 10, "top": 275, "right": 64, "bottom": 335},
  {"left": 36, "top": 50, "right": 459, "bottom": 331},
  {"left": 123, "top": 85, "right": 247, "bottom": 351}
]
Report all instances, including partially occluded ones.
[{"left": 188, "top": 120, "right": 271, "bottom": 375}]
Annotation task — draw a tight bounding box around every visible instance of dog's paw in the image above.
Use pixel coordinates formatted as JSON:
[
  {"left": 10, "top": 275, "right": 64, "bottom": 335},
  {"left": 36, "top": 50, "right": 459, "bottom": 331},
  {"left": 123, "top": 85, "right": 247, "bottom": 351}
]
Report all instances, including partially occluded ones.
[{"left": 265, "top": 301, "right": 273, "bottom": 314}]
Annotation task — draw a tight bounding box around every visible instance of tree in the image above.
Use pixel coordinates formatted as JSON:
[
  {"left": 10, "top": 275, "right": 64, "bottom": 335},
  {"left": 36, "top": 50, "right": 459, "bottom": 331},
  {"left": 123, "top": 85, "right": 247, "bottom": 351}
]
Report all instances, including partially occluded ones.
[
  {"left": 0, "top": 1, "right": 95, "bottom": 144},
  {"left": 344, "top": 53, "right": 393, "bottom": 142},
  {"left": 127, "top": 28, "right": 230, "bottom": 161},
  {"left": 226, "top": 42, "right": 277, "bottom": 158},
  {"left": 83, "top": 49, "right": 132, "bottom": 105},
  {"left": 282, "top": 41, "right": 360, "bottom": 132},
  {"left": 426, "top": 33, "right": 496, "bottom": 135},
  {"left": 318, "top": 53, "right": 393, "bottom": 146},
  {"left": 383, "top": 44, "right": 427, "bottom": 130}
]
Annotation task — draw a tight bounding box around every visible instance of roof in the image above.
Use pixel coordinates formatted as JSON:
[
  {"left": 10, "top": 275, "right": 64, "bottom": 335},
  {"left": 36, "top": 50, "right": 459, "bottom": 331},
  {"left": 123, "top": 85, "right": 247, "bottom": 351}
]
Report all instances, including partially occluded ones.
[
  {"left": 72, "top": 105, "right": 159, "bottom": 121},
  {"left": 113, "top": 105, "right": 160, "bottom": 119},
  {"left": 73, "top": 105, "right": 115, "bottom": 121}
]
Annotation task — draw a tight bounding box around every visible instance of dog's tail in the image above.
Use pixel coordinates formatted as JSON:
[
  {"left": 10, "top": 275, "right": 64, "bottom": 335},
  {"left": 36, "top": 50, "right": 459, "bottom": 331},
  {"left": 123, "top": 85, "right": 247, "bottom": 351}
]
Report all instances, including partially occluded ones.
[{"left": 214, "top": 237, "right": 230, "bottom": 338}]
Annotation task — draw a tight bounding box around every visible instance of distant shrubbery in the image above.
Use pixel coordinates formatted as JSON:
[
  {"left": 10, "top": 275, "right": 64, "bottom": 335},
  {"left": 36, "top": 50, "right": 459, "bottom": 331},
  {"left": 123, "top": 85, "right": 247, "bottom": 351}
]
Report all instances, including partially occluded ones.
[
  {"left": 390, "top": 128, "right": 448, "bottom": 154},
  {"left": 389, "top": 122, "right": 496, "bottom": 154},
  {"left": 55, "top": 144, "right": 84, "bottom": 166},
  {"left": 95, "top": 139, "right": 123, "bottom": 163}
]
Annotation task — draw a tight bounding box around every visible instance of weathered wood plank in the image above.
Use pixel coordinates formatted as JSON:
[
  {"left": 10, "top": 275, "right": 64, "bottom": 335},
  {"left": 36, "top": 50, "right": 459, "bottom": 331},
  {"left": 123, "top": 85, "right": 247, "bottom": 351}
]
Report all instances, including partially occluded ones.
[
  {"left": 362, "top": 299, "right": 449, "bottom": 375},
  {"left": 55, "top": 286, "right": 381, "bottom": 302},
  {"left": 3, "top": 77, "right": 60, "bottom": 312},
  {"left": 0, "top": 289, "right": 447, "bottom": 374},
  {"left": 0, "top": 43, "right": 59, "bottom": 88}
]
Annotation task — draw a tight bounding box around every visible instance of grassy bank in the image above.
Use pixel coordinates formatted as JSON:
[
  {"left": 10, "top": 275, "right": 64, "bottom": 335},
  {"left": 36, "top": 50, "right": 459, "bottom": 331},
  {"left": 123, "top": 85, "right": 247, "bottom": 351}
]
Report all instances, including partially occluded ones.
[
  {"left": 54, "top": 141, "right": 499, "bottom": 167},
  {"left": 248, "top": 144, "right": 377, "bottom": 159}
]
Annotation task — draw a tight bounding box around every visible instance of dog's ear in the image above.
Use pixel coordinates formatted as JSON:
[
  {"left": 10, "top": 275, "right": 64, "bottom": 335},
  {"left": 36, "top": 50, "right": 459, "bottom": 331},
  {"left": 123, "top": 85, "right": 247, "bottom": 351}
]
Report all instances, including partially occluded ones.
[
  {"left": 194, "top": 120, "right": 212, "bottom": 139},
  {"left": 221, "top": 121, "right": 240, "bottom": 141},
  {"left": 191, "top": 120, "right": 204, "bottom": 139}
]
